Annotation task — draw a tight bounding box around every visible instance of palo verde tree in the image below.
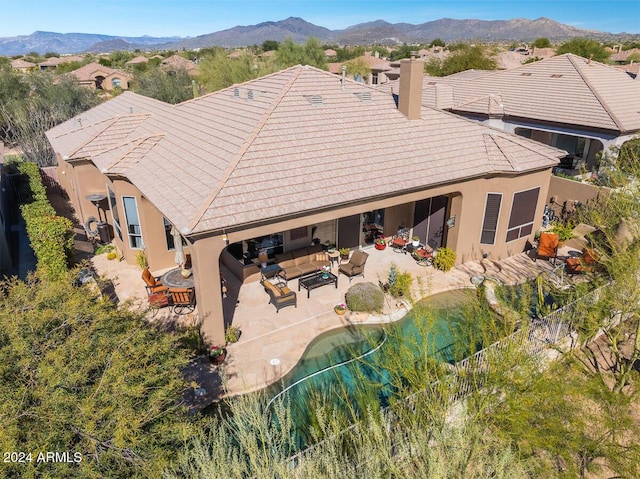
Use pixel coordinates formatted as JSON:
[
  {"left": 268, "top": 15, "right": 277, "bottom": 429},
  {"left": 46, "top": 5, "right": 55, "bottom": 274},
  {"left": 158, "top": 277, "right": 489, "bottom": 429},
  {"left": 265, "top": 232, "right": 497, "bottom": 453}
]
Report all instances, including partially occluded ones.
[
  {"left": 196, "top": 49, "right": 274, "bottom": 93},
  {"left": 0, "top": 271, "right": 198, "bottom": 478},
  {"left": 274, "top": 37, "right": 327, "bottom": 70},
  {"left": 425, "top": 44, "right": 497, "bottom": 76},
  {"left": 132, "top": 67, "right": 194, "bottom": 104}
]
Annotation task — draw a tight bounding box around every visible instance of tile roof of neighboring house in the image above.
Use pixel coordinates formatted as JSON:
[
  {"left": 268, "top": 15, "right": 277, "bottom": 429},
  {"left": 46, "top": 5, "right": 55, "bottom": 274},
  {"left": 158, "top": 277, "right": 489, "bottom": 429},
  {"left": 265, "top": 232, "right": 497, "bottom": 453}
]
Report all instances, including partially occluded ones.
[
  {"left": 39, "top": 55, "right": 85, "bottom": 67},
  {"left": 125, "top": 56, "right": 149, "bottom": 65},
  {"left": 67, "top": 62, "right": 128, "bottom": 83},
  {"left": 11, "top": 59, "right": 35, "bottom": 68},
  {"left": 420, "top": 53, "right": 640, "bottom": 134},
  {"left": 610, "top": 48, "right": 640, "bottom": 63},
  {"left": 46, "top": 65, "right": 563, "bottom": 235},
  {"left": 161, "top": 54, "right": 198, "bottom": 74}
]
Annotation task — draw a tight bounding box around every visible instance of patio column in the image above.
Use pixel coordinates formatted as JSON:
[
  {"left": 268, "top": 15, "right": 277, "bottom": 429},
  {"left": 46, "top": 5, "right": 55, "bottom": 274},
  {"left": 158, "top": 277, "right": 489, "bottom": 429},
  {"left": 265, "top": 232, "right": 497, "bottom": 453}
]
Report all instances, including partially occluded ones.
[{"left": 190, "top": 234, "right": 226, "bottom": 345}]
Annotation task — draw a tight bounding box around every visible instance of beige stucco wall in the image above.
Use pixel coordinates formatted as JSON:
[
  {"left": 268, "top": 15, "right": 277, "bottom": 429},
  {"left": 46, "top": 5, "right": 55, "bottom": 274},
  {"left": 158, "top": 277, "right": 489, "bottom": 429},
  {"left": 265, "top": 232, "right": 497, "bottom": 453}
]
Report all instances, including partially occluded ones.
[{"left": 547, "top": 175, "right": 608, "bottom": 210}]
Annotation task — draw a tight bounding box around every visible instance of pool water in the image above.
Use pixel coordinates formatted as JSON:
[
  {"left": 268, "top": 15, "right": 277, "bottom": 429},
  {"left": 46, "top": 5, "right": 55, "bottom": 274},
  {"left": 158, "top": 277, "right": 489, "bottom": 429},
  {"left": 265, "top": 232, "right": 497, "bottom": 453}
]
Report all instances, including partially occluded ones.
[{"left": 266, "top": 288, "right": 482, "bottom": 448}]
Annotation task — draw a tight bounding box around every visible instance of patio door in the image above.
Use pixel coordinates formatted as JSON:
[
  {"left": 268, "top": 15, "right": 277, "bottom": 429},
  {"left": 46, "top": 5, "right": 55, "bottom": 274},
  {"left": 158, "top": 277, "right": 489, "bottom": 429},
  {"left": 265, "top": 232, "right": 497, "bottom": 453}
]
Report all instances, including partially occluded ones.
[
  {"left": 337, "top": 214, "right": 360, "bottom": 250},
  {"left": 412, "top": 196, "right": 448, "bottom": 247}
]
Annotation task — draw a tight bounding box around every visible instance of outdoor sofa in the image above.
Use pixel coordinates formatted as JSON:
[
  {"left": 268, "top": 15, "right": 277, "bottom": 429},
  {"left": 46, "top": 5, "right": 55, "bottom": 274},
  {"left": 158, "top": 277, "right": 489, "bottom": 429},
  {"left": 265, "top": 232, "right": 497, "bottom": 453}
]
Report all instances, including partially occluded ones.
[{"left": 274, "top": 244, "right": 331, "bottom": 281}]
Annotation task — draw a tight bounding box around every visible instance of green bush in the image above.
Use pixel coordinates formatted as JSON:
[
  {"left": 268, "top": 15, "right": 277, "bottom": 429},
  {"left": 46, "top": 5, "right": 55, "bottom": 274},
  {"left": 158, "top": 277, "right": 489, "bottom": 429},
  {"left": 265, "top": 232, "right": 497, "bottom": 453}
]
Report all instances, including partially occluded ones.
[
  {"left": 388, "top": 265, "right": 413, "bottom": 299},
  {"left": 345, "top": 282, "right": 384, "bottom": 313},
  {"left": 18, "top": 161, "right": 74, "bottom": 280},
  {"left": 433, "top": 247, "right": 457, "bottom": 272},
  {"left": 225, "top": 325, "right": 241, "bottom": 344}
]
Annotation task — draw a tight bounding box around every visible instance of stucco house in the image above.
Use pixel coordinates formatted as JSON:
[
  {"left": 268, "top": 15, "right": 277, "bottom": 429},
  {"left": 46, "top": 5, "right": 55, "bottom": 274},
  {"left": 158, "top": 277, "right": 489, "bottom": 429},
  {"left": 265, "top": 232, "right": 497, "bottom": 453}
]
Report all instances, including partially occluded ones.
[
  {"left": 46, "top": 60, "right": 565, "bottom": 344},
  {"left": 67, "top": 62, "right": 130, "bottom": 91},
  {"left": 417, "top": 53, "right": 640, "bottom": 172},
  {"left": 10, "top": 58, "right": 36, "bottom": 73}
]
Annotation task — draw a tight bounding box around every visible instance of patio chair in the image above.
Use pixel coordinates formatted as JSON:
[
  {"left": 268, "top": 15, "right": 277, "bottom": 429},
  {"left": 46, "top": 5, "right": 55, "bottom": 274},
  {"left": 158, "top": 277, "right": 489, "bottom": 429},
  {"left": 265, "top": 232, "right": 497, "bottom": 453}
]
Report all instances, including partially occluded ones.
[
  {"left": 142, "top": 267, "right": 168, "bottom": 294},
  {"left": 168, "top": 287, "right": 196, "bottom": 314},
  {"left": 261, "top": 279, "right": 297, "bottom": 312},
  {"left": 565, "top": 248, "right": 599, "bottom": 275},
  {"left": 388, "top": 227, "right": 410, "bottom": 252},
  {"left": 532, "top": 232, "right": 559, "bottom": 265},
  {"left": 412, "top": 239, "right": 438, "bottom": 266},
  {"left": 338, "top": 250, "right": 369, "bottom": 282}
]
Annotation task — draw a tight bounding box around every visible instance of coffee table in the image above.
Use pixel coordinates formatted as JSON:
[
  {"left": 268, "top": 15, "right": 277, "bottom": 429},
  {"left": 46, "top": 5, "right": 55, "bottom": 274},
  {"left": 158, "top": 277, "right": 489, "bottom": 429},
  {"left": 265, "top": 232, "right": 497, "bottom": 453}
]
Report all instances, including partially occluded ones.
[{"left": 298, "top": 271, "right": 338, "bottom": 298}]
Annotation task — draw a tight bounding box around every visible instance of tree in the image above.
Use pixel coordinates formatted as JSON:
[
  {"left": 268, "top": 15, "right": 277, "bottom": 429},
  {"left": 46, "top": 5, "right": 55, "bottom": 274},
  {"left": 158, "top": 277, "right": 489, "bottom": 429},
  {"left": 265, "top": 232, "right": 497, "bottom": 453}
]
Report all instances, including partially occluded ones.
[
  {"left": 556, "top": 38, "right": 610, "bottom": 62},
  {"left": 532, "top": 37, "right": 552, "bottom": 49},
  {"left": 196, "top": 50, "right": 273, "bottom": 93},
  {"left": 344, "top": 57, "right": 371, "bottom": 81},
  {"left": 425, "top": 45, "right": 497, "bottom": 76},
  {"left": 429, "top": 38, "right": 445, "bottom": 48},
  {"left": 262, "top": 40, "right": 279, "bottom": 52},
  {"left": 133, "top": 67, "right": 194, "bottom": 104},
  {"left": 274, "top": 37, "right": 327, "bottom": 70},
  {"left": 0, "top": 272, "right": 198, "bottom": 478}
]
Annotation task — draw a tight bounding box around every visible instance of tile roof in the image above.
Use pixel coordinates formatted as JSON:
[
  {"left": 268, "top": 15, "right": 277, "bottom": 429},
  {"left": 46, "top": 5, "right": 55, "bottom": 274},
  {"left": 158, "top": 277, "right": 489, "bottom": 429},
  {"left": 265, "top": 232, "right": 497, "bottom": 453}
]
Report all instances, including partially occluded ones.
[
  {"left": 420, "top": 53, "right": 640, "bottom": 134},
  {"left": 47, "top": 66, "right": 564, "bottom": 236}
]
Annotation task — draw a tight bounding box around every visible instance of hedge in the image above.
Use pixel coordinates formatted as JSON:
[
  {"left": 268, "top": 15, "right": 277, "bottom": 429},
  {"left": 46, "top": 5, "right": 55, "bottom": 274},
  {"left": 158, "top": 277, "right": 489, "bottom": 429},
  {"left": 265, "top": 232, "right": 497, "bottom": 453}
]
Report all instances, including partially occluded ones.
[{"left": 18, "top": 162, "right": 74, "bottom": 280}]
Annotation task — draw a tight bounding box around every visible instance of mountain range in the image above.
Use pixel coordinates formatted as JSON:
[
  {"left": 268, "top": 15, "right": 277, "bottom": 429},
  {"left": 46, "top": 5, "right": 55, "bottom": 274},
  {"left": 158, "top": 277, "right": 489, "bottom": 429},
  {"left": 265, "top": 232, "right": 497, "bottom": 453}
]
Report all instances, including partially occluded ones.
[{"left": 2, "top": 17, "right": 638, "bottom": 56}]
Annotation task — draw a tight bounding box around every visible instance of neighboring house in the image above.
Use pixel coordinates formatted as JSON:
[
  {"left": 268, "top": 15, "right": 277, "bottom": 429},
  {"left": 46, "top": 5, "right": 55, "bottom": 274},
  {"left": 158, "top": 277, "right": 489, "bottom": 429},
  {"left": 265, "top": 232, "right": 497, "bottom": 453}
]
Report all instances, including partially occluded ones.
[
  {"left": 38, "top": 55, "right": 85, "bottom": 70},
  {"left": 46, "top": 61, "right": 564, "bottom": 344},
  {"left": 329, "top": 52, "right": 393, "bottom": 85},
  {"left": 10, "top": 58, "right": 36, "bottom": 73},
  {"left": 610, "top": 48, "right": 640, "bottom": 64},
  {"left": 418, "top": 53, "right": 640, "bottom": 171},
  {"left": 324, "top": 49, "right": 337, "bottom": 59},
  {"left": 161, "top": 54, "right": 198, "bottom": 75},
  {"left": 67, "top": 62, "right": 130, "bottom": 91}
]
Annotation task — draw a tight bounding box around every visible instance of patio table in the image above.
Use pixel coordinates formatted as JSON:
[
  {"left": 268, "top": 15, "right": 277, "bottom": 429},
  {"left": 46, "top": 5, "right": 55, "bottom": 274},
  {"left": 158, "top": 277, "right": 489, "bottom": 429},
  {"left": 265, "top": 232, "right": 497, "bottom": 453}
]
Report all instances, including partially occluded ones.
[
  {"left": 298, "top": 271, "right": 338, "bottom": 298},
  {"left": 161, "top": 267, "right": 195, "bottom": 289}
]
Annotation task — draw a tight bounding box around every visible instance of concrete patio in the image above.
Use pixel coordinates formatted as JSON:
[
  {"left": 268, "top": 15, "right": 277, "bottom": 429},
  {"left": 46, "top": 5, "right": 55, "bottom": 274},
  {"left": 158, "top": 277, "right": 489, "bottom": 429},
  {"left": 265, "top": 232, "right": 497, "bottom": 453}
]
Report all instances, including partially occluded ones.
[{"left": 90, "top": 243, "right": 566, "bottom": 411}]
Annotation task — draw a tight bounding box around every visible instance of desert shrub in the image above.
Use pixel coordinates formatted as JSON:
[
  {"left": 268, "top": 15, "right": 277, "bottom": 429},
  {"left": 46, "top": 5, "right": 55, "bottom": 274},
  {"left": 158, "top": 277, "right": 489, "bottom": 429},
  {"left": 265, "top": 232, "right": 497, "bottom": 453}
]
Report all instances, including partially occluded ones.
[
  {"left": 433, "top": 247, "right": 456, "bottom": 272},
  {"left": 225, "top": 325, "right": 241, "bottom": 344},
  {"left": 345, "top": 282, "right": 384, "bottom": 313}
]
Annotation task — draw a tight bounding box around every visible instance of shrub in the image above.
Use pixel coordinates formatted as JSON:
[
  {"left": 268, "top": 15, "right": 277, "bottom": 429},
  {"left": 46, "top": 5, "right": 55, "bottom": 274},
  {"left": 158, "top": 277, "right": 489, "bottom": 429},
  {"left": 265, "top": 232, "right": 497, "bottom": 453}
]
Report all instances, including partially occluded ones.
[
  {"left": 135, "top": 249, "right": 148, "bottom": 269},
  {"left": 550, "top": 221, "right": 576, "bottom": 242},
  {"left": 433, "top": 247, "right": 456, "bottom": 272},
  {"left": 387, "top": 265, "right": 412, "bottom": 299},
  {"left": 225, "top": 325, "right": 241, "bottom": 344},
  {"left": 345, "top": 282, "right": 384, "bottom": 313},
  {"left": 18, "top": 161, "right": 74, "bottom": 280}
]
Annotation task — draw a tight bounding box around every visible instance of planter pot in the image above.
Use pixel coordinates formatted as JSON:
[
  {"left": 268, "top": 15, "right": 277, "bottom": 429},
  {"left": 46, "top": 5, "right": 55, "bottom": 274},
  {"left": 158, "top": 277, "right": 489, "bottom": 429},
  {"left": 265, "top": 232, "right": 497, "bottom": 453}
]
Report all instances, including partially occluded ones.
[
  {"left": 334, "top": 307, "right": 346, "bottom": 316},
  {"left": 412, "top": 240, "right": 420, "bottom": 247},
  {"left": 375, "top": 242, "right": 386, "bottom": 250},
  {"left": 340, "top": 253, "right": 349, "bottom": 261},
  {"left": 209, "top": 350, "right": 226, "bottom": 364}
]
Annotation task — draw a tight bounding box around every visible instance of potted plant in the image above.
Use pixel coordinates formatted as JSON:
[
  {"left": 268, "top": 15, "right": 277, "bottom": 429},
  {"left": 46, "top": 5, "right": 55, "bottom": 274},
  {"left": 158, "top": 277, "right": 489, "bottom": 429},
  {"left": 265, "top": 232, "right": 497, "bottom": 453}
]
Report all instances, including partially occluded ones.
[
  {"left": 412, "top": 235, "right": 420, "bottom": 247},
  {"left": 334, "top": 303, "right": 347, "bottom": 315},
  {"left": 339, "top": 247, "right": 350, "bottom": 261},
  {"left": 209, "top": 345, "right": 226, "bottom": 364},
  {"left": 375, "top": 237, "right": 387, "bottom": 250}
]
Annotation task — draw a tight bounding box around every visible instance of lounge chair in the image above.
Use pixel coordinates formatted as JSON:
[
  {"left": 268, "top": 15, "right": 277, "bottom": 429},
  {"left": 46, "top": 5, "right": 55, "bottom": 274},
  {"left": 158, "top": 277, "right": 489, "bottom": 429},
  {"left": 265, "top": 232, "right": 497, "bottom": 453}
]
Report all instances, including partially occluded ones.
[
  {"left": 338, "top": 250, "right": 369, "bottom": 282},
  {"left": 532, "top": 232, "right": 559, "bottom": 265},
  {"left": 261, "top": 279, "right": 297, "bottom": 312}
]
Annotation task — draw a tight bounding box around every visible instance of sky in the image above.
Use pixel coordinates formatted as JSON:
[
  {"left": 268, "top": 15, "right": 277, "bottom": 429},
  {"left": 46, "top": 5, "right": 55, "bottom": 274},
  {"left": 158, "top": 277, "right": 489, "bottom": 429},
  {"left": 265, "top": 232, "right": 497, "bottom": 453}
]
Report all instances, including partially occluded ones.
[{"left": 0, "top": 0, "right": 638, "bottom": 38}]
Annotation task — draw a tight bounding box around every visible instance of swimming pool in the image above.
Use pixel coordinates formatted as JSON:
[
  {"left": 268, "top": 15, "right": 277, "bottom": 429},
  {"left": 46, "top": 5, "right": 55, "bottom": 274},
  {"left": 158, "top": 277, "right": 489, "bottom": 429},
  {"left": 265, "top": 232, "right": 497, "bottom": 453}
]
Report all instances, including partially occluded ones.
[{"left": 266, "top": 288, "right": 482, "bottom": 448}]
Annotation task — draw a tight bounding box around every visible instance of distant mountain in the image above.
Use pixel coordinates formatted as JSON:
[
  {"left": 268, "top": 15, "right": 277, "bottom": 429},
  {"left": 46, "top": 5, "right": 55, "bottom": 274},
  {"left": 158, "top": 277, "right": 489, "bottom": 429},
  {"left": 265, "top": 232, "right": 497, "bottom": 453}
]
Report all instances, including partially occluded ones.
[
  {"left": 1, "top": 17, "right": 638, "bottom": 55},
  {"left": 0, "top": 31, "right": 182, "bottom": 56}
]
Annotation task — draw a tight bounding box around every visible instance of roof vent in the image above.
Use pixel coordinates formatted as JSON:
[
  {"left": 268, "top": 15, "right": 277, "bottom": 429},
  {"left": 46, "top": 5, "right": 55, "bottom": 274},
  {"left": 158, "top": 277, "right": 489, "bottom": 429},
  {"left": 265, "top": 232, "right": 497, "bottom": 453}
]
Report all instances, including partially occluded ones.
[
  {"left": 305, "top": 95, "right": 323, "bottom": 105},
  {"left": 355, "top": 91, "right": 372, "bottom": 103},
  {"left": 247, "top": 89, "right": 254, "bottom": 101},
  {"left": 233, "top": 87, "right": 240, "bottom": 98}
]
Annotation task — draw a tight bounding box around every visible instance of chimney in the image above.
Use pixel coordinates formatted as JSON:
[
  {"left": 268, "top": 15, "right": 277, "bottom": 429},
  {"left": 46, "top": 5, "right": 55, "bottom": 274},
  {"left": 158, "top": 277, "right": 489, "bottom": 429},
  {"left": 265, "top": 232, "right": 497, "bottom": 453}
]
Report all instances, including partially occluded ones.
[{"left": 398, "top": 54, "right": 424, "bottom": 120}]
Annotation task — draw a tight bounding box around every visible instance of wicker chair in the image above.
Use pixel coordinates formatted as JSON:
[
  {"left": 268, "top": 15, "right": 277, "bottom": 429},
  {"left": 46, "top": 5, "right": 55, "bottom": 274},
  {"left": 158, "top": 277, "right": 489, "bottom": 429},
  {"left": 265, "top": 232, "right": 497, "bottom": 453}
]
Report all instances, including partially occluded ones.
[{"left": 261, "top": 279, "right": 297, "bottom": 312}]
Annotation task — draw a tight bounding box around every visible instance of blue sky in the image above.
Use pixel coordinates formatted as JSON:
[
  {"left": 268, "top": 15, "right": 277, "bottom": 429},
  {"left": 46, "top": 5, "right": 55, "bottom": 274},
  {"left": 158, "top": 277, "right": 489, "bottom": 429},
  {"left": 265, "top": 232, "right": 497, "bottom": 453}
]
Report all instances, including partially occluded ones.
[{"left": 1, "top": 0, "right": 638, "bottom": 38}]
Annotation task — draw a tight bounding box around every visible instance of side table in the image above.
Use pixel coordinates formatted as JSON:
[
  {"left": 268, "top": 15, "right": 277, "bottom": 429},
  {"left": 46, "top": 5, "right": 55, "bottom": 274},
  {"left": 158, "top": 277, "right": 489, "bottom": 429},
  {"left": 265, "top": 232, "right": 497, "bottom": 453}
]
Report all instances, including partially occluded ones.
[
  {"left": 327, "top": 250, "right": 340, "bottom": 269},
  {"left": 260, "top": 263, "right": 283, "bottom": 281}
]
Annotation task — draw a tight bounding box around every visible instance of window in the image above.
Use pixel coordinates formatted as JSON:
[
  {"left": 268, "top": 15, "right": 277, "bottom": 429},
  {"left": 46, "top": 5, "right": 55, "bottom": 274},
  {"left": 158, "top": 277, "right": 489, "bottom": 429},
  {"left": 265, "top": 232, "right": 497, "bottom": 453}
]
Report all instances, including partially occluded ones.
[
  {"left": 122, "top": 196, "right": 143, "bottom": 249},
  {"left": 111, "top": 78, "right": 121, "bottom": 88},
  {"left": 506, "top": 187, "right": 540, "bottom": 242},
  {"left": 107, "top": 185, "right": 122, "bottom": 241},
  {"left": 480, "top": 193, "right": 502, "bottom": 245},
  {"left": 164, "top": 217, "right": 175, "bottom": 250}
]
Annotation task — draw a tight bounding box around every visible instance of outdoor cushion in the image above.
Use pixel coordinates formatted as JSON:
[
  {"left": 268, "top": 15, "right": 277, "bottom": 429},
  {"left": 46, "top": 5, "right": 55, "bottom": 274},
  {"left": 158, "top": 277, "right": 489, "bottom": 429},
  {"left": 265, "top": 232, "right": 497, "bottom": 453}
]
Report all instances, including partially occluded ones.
[{"left": 538, "top": 233, "right": 559, "bottom": 256}]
